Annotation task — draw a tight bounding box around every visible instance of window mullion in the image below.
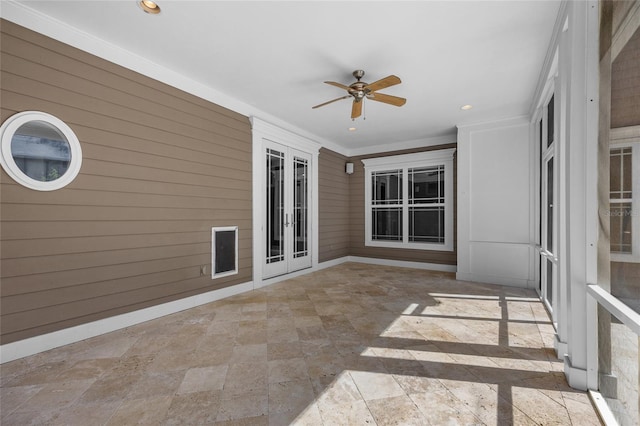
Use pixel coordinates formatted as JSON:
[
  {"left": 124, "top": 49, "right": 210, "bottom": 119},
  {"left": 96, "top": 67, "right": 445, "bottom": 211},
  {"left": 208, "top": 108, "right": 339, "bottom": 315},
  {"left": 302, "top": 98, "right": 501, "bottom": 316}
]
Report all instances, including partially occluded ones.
[{"left": 403, "top": 167, "right": 409, "bottom": 244}]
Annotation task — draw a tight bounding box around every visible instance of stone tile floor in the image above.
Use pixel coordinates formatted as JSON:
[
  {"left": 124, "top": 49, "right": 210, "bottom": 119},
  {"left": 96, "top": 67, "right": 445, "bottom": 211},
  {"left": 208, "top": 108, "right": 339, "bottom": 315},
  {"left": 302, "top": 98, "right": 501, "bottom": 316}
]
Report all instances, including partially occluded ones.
[{"left": 1, "top": 263, "right": 602, "bottom": 425}]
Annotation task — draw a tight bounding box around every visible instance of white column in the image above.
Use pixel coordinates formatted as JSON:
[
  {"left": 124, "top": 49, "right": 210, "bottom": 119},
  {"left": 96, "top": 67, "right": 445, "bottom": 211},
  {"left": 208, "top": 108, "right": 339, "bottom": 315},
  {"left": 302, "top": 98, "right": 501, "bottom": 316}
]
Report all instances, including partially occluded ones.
[{"left": 562, "top": 0, "right": 599, "bottom": 390}]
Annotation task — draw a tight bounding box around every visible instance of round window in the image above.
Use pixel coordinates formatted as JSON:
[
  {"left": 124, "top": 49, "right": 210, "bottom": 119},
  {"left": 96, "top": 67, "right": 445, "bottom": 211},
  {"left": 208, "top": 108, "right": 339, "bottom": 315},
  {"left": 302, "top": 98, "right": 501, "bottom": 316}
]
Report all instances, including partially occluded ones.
[{"left": 0, "top": 112, "right": 82, "bottom": 191}]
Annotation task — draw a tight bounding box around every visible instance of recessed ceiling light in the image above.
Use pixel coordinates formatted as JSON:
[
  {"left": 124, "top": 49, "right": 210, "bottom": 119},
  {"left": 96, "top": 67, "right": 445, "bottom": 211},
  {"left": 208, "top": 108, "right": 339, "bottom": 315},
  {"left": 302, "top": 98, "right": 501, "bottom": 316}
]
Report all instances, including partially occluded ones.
[
  {"left": 461, "top": 104, "right": 473, "bottom": 111},
  {"left": 348, "top": 127, "right": 357, "bottom": 132},
  {"left": 139, "top": 0, "right": 161, "bottom": 14}
]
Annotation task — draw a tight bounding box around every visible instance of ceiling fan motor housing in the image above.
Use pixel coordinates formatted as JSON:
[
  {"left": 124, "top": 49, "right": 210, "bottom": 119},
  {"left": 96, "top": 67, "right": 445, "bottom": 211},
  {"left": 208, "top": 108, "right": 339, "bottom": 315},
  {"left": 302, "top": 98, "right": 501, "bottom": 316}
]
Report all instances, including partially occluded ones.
[{"left": 349, "top": 84, "right": 367, "bottom": 101}]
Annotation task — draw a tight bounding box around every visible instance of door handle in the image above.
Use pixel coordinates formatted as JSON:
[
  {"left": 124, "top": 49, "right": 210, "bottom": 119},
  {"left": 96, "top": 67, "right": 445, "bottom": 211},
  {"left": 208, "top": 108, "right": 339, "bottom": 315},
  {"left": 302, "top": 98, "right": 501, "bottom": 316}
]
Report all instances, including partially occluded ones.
[{"left": 284, "top": 213, "right": 290, "bottom": 227}]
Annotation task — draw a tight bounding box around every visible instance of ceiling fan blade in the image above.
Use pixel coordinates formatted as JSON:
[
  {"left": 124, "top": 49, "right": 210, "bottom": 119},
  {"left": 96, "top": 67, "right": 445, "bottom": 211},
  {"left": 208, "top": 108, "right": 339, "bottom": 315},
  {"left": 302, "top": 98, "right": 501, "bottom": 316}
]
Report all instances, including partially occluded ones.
[
  {"left": 365, "top": 75, "right": 401, "bottom": 93},
  {"left": 324, "top": 81, "right": 351, "bottom": 91},
  {"left": 312, "top": 95, "right": 351, "bottom": 109},
  {"left": 351, "top": 100, "right": 363, "bottom": 119},
  {"left": 367, "top": 92, "right": 406, "bottom": 107}
]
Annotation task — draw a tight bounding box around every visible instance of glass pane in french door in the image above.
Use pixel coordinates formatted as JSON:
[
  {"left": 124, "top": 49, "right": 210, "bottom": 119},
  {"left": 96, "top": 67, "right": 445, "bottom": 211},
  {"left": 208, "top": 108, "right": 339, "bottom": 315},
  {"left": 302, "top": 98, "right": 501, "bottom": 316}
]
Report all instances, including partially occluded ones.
[
  {"left": 545, "top": 260, "right": 553, "bottom": 306},
  {"left": 538, "top": 119, "right": 543, "bottom": 293},
  {"left": 266, "top": 148, "right": 285, "bottom": 265},
  {"left": 543, "top": 156, "right": 554, "bottom": 309},
  {"left": 546, "top": 157, "right": 554, "bottom": 252},
  {"left": 293, "top": 156, "right": 308, "bottom": 259}
]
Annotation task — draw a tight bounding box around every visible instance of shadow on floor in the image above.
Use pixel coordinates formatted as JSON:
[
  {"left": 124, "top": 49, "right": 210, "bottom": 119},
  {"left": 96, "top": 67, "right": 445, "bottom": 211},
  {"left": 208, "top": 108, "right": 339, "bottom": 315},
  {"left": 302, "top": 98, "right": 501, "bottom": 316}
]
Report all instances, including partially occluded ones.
[{"left": 0, "top": 263, "right": 600, "bottom": 425}]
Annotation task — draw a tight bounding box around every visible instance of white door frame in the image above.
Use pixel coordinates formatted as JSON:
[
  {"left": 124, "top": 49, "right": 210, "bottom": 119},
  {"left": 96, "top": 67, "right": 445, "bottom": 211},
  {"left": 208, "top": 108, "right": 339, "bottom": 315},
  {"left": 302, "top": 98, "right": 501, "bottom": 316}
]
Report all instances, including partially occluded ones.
[{"left": 251, "top": 117, "right": 320, "bottom": 288}]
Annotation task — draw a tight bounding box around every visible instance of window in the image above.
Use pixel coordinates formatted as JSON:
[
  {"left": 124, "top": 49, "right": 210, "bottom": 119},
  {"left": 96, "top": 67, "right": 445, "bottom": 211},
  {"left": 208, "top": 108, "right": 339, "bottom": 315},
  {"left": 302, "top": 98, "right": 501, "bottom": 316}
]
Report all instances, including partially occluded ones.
[
  {"left": 609, "top": 134, "right": 639, "bottom": 262},
  {"left": 363, "top": 149, "right": 455, "bottom": 251},
  {"left": 0, "top": 111, "right": 82, "bottom": 191}
]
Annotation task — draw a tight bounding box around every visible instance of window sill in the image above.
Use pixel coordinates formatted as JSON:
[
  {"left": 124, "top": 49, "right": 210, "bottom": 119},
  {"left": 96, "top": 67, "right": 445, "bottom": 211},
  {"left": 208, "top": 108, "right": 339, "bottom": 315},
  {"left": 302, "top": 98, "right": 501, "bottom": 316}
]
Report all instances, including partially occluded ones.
[
  {"left": 611, "top": 254, "right": 640, "bottom": 263},
  {"left": 365, "top": 240, "right": 454, "bottom": 252}
]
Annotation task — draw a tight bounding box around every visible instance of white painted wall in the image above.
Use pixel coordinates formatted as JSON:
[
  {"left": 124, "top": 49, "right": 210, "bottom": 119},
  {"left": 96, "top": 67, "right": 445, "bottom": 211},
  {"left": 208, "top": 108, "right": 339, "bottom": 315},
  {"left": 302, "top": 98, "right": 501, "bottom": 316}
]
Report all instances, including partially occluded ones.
[{"left": 457, "top": 117, "right": 535, "bottom": 288}]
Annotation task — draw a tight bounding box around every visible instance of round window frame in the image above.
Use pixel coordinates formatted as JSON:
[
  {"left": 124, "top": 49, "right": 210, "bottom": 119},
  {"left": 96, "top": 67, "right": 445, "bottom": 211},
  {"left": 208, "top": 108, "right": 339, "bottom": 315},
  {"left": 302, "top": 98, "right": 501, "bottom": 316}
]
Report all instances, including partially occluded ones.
[{"left": 0, "top": 111, "right": 82, "bottom": 191}]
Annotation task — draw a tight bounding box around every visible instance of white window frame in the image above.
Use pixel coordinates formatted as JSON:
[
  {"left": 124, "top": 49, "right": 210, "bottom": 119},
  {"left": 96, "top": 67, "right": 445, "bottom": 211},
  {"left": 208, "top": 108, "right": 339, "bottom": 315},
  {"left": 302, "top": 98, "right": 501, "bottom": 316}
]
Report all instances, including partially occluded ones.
[
  {"left": 0, "top": 111, "right": 82, "bottom": 191},
  {"left": 609, "top": 126, "right": 640, "bottom": 263},
  {"left": 363, "top": 149, "right": 455, "bottom": 252}
]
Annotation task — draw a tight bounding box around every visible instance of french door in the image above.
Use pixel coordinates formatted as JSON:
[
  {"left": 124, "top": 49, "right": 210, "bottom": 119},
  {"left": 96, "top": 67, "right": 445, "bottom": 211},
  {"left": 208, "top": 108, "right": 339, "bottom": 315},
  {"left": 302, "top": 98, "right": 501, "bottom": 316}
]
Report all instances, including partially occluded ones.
[
  {"left": 540, "top": 94, "right": 556, "bottom": 316},
  {"left": 263, "top": 141, "right": 312, "bottom": 279},
  {"left": 541, "top": 153, "right": 556, "bottom": 311}
]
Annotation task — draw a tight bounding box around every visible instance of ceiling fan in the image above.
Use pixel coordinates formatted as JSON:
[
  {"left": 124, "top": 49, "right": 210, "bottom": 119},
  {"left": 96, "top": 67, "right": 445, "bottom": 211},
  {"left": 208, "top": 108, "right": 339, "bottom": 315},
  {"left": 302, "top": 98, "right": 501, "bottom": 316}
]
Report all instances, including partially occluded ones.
[{"left": 312, "top": 70, "right": 407, "bottom": 120}]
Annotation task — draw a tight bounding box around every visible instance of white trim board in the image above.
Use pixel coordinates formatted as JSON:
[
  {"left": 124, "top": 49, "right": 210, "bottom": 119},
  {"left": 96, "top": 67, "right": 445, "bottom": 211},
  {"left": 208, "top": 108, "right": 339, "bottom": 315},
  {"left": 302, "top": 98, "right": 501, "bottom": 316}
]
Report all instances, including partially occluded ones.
[
  {"left": 347, "top": 256, "right": 456, "bottom": 273},
  {"left": 587, "top": 284, "right": 640, "bottom": 336},
  {"left": 456, "top": 272, "right": 535, "bottom": 289},
  {"left": 456, "top": 115, "right": 530, "bottom": 132},
  {"left": 347, "top": 133, "right": 457, "bottom": 157},
  {"left": 588, "top": 390, "right": 620, "bottom": 426},
  {"left": 259, "top": 257, "right": 352, "bottom": 288},
  {"left": 261, "top": 256, "right": 456, "bottom": 287},
  {"left": 0, "top": 281, "right": 253, "bottom": 364},
  {"left": 529, "top": 0, "right": 568, "bottom": 118},
  {"left": 554, "top": 334, "right": 569, "bottom": 361},
  {"left": 564, "top": 354, "right": 588, "bottom": 391}
]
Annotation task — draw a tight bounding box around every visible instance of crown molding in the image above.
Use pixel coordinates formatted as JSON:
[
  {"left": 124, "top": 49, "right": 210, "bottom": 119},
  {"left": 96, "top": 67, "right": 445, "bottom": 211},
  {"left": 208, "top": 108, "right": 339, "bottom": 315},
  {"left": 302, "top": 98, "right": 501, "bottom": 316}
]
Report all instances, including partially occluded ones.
[
  {"left": 0, "top": 0, "right": 344, "bottom": 154},
  {"left": 1, "top": 1, "right": 465, "bottom": 160}
]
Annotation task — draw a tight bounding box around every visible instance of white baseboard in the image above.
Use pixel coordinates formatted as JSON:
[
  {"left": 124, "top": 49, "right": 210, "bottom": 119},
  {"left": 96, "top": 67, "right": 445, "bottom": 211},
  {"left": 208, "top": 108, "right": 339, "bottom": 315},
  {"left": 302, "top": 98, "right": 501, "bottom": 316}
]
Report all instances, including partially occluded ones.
[
  {"left": 317, "top": 256, "right": 350, "bottom": 270},
  {"left": 554, "top": 334, "right": 568, "bottom": 360},
  {"left": 257, "top": 256, "right": 455, "bottom": 288},
  {"left": 456, "top": 272, "right": 532, "bottom": 288},
  {"left": 255, "top": 257, "right": 350, "bottom": 289},
  {"left": 0, "top": 281, "right": 254, "bottom": 364},
  {"left": 348, "top": 256, "right": 457, "bottom": 273},
  {"left": 564, "top": 354, "right": 588, "bottom": 391}
]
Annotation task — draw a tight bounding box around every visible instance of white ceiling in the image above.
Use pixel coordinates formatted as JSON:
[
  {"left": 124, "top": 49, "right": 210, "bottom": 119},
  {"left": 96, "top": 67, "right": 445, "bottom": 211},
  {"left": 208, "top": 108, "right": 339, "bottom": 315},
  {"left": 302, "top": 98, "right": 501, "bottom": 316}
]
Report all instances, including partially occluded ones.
[{"left": 5, "top": 1, "right": 561, "bottom": 154}]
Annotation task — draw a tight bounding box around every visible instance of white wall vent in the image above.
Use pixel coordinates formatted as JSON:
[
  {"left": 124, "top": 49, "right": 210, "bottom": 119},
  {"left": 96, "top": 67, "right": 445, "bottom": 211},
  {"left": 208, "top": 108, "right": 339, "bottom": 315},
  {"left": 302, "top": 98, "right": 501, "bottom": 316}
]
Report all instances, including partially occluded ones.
[{"left": 211, "top": 226, "right": 238, "bottom": 279}]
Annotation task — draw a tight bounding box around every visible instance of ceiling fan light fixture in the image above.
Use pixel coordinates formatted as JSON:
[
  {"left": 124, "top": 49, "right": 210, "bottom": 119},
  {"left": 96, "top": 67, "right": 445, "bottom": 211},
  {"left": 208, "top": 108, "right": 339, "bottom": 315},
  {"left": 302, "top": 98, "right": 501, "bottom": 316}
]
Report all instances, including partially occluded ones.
[
  {"left": 348, "top": 127, "right": 357, "bottom": 132},
  {"left": 139, "top": 0, "right": 161, "bottom": 14},
  {"left": 461, "top": 104, "right": 473, "bottom": 110},
  {"left": 312, "top": 70, "right": 406, "bottom": 120}
]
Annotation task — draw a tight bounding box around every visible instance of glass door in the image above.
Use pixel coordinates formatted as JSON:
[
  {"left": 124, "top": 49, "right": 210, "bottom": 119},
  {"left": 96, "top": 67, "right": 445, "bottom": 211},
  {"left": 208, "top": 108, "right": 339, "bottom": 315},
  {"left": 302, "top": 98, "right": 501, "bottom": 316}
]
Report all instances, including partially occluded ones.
[
  {"left": 542, "top": 155, "right": 555, "bottom": 311},
  {"left": 263, "top": 141, "right": 312, "bottom": 279},
  {"left": 540, "top": 94, "right": 557, "bottom": 317},
  {"left": 289, "top": 153, "right": 310, "bottom": 272},
  {"left": 265, "top": 146, "right": 286, "bottom": 277}
]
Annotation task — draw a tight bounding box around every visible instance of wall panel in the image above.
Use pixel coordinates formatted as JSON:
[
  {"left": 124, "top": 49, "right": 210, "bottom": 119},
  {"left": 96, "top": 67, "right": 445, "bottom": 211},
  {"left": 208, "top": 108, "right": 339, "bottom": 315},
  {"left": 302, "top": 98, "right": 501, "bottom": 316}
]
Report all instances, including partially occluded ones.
[
  {"left": 0, "top": 20, "right": 252, "bottom": 344},
  {"left": 456, "top": 119, "right": 532, "bottom": 287},
  {"left": 318, "top": 148, "right": 350, "bottom": 262}
]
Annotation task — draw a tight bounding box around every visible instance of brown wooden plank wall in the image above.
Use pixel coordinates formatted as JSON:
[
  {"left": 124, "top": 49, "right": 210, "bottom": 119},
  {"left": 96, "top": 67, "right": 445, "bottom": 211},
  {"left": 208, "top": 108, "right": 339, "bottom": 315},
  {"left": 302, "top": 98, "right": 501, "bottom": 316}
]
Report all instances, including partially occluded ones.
[
  {"left": 0, "top": 20, "right": 253, "bottom": 344},
  {"left": 348, "top": 144, "right": 457, "bottom": 265},
  {"left": 318, "top": 148, "right": 350, "bottom": 262}
]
